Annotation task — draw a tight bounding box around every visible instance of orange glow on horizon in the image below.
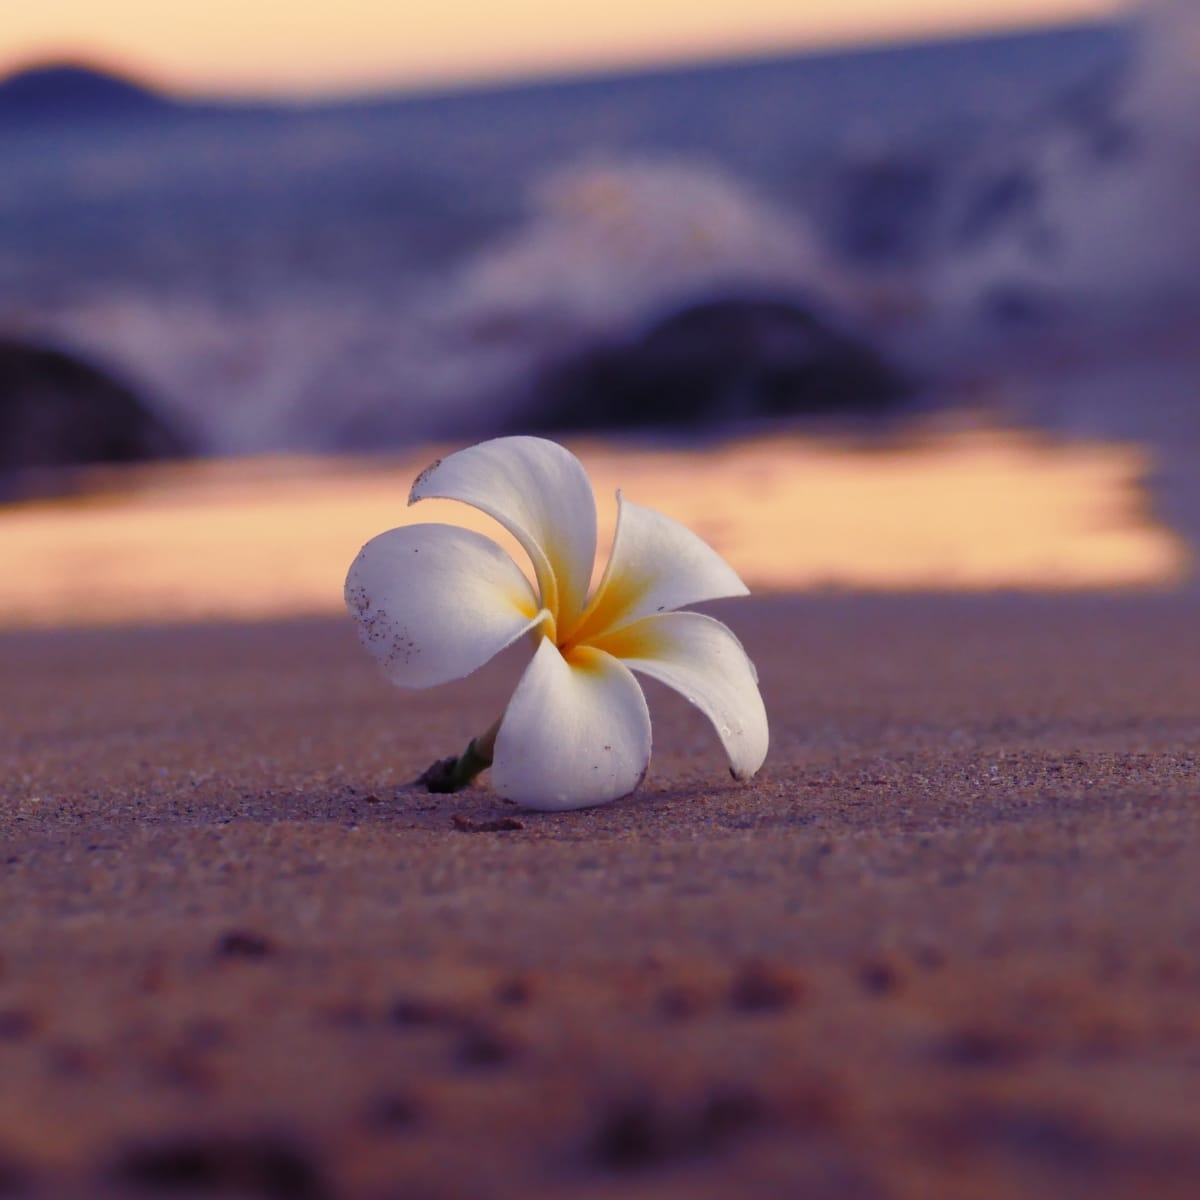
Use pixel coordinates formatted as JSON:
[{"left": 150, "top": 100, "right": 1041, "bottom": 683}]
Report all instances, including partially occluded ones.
[
  {"left": 0, "top": 0, "right": 1125, "bottom": 97},
  {"left": 0, "top": 428, "right": 1185, "bottom": 632}
]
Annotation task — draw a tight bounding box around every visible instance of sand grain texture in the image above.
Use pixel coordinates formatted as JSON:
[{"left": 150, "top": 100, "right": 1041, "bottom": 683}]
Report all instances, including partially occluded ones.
[{"left": 2, "top": 594, "right": 1199, "bottom": 1198}]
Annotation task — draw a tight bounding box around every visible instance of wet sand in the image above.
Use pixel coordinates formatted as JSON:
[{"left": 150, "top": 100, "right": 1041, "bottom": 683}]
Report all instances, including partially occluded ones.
[{"left": 2, "top": 593, "right": 1199, "bottom": 1198}]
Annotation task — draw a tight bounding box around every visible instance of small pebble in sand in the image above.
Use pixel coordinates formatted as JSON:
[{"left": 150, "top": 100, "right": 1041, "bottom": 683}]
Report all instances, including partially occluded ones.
[
  {"left": 694, "top": 1086, "right": 766, "bottom": 1146},
  {"left": 111, "top": 1134, "right": 328, "bottom": 1200},
  {"left": 455, "top": 1022, "right": 516, "bottom": 1068},
  {"left": 388, "top": 997, "right": 452, "bottom": 1028},
  {"left": 451, "top": 814, "right": 526, "bottom": 833},
  {"left": 214, "top": 931, "right": 274, "bottom": 961},
  {"left": 858, "top": 959, "right": 902, "bottom": 996},
  {"left": 728, "top": 962, "right": 802, "bottom": 1013},
  {"left": 935, "top": 1027, "right": 1029, "bottom": 1069},
  {"left": 591, "top": 1085, "right": 767, "bottom": 1170},
  {"left": 591, "top": 1097, "right": 667, "bottom": 1169},
  {"left": 494, "top": 975, "right": 534, "bottom": 1007}
]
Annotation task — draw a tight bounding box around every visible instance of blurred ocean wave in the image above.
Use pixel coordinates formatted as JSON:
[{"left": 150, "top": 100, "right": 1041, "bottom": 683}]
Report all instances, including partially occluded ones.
[{"left": 0, "top": 5, "right": 1196, "bottom": 464}]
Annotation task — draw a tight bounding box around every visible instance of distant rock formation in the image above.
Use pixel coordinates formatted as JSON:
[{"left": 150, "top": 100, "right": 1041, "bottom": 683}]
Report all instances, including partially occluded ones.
[
  {"left": 524, "top": 295, "right": 913, "bottom": 433},
  {"left": 0, "top": 338, "right": 191, "bottom": 496},
  {"left": 0, "top": 62, "right": 172, "bottom": 122}
]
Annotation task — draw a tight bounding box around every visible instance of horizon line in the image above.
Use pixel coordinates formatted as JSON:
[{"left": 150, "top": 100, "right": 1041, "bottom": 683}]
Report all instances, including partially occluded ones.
[{"left": 0, "top": 11, "right": 1127, "bottom": 107}]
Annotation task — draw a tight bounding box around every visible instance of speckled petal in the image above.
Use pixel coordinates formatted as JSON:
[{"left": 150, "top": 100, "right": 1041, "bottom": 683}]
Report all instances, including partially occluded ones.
[
  {"left": 592, "top": 611, "right": 768, "bottom": 781},
  {"left": 408, "top": 436, "right": 597, "bottom": 630},
  {"left": 491, "top": 637, "right": 652, "bottom": 811},
  {"left": 345, "top": 523, "right": 542, "bottom": 689}
]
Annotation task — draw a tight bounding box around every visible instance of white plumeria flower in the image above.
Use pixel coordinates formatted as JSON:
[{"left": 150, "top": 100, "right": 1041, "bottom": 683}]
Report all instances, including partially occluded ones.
[{"left": 345, "top": 436, "right": 767, "bottom": 810}]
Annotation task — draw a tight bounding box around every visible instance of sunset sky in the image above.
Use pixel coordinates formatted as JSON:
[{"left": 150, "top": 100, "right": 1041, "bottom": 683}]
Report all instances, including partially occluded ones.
[{"left": 1, "top": 0, "right": 1125, "bottom": 97}]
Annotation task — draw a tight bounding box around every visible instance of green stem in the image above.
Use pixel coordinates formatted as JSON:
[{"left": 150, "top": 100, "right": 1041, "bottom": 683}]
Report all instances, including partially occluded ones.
[{"left": 416, "top": 717, "right": 501, "bottom": 794}]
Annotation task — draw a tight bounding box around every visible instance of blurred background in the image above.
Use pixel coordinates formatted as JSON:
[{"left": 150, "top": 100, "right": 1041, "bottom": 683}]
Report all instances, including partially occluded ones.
[{"left": 0, "top": 0, "right": 1196, "bottom": 624}]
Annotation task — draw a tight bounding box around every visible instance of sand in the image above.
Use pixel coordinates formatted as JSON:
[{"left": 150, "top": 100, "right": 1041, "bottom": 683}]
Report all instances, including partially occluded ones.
[{"left": 2, "top": 593, "right": 1199, "bottom": 1199}]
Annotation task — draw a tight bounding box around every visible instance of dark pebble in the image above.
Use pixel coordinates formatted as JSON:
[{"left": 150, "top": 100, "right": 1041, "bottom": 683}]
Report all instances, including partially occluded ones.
[
  {"left": 494, "top": 976, "right": 534, "bottom": 1007},
  {"left": 112, "top": 1134, "right": 328, "bottom": 1200},
  {"left": 456, "top": 1023, "right": 514, "bottom": 1068},
  {"left": 729, "top": 963, "right": 802, "bottom": 1014},
  {"left": 694, "top": 1087, "right": 766, "bottom": 1147},
  {"left": 388, "top": 998, "right": 451, "bottom": 1028},
  {"left": 935, "top": 1027, "right": 1028, "bottom": 1069},
  {"left": 591, "top": 1098, "right": 667, "bottom": 1169},
  {"left": 215, "top": 931, "right": 273, "bottom": 960},
  {"left": 451, "top": 814, "right": 525, "bottom": 833},
  {"left": 858, "top": 960, "right": 901, "bottom": 996},
  {"left": 591, "top": 1087, "right": 764, "bottom": 1171}
]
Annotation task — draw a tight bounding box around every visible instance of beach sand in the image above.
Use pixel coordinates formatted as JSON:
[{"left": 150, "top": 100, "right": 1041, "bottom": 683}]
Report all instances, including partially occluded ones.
[{"left": 2, "top": 593, "right": 1199, "bottom": 1198}]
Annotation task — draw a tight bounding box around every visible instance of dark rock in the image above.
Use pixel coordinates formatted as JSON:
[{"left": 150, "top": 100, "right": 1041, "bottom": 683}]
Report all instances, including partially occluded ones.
[
  {"left": 526, "top": 295, "right": 912, "bottom": 435},
  {"left": 0, "top": 62, "right": 172, "bottom": 124},
  {"left": 0, "top": 338, "right": 190, "bottom": 496}
]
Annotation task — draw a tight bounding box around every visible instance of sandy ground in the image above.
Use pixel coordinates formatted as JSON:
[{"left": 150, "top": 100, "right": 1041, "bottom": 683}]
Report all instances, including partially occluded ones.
[{"left": 1, "top": 593, "right": 1199, "bottom": 1199}]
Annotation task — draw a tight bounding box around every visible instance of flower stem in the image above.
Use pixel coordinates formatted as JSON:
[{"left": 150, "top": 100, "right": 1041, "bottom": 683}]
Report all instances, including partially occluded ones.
[{"left": 416, "top": 718, "right": 501, "bottom": 793}]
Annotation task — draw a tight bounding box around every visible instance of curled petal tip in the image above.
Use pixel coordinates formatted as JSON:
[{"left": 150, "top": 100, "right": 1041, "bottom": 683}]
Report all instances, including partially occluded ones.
[
  {"left": 401, "top": 437, "right": 598, "bottom": 629},
  {"left": 604, "top": 612, "right": 768, "bottom": 782},
  {"left": 408, "top": 456, "right": 443, "bottom": 506}
]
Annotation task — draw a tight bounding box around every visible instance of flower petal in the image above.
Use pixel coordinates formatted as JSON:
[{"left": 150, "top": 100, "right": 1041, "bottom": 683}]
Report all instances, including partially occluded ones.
[
  {"left": 409, "top": 437, "right": 597, "bottom": 630},
  {"left": 592, "top": 612, "right": 767, "bottom": 781},
  {"left": 345, "top": 523, "right": 542, "bottom": 688},
  {"left": 567, "top": 494, "right": 748, "bottom": 644},
  {"left": 491, "top": 638, "right": 651, "bottom": 811}
]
